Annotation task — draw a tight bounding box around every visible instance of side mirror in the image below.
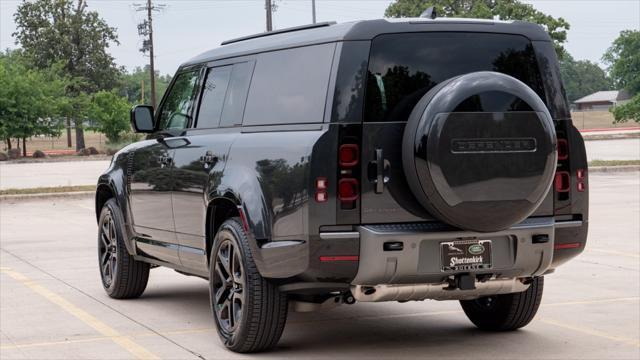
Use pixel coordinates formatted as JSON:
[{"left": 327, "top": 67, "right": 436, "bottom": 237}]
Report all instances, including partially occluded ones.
[{"left": 130, "top": 105, "right": 155, "bottom": 133}]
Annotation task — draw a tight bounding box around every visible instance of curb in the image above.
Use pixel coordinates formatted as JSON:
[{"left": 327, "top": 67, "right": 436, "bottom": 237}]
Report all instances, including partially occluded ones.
[
  {"left": 0, "top": 191, "right": 94, "bottom": 202},
  {"left": 589, "top": 165, "right": 640, "bottom": 173},
  {"left": 583, "top": 133, "right": 640, "bottom": 141}
]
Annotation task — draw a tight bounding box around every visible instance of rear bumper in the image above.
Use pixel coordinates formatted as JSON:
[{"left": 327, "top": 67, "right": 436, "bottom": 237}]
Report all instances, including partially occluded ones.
[{"left": 350, "top": 217, "right": 584, "bottom": 286}]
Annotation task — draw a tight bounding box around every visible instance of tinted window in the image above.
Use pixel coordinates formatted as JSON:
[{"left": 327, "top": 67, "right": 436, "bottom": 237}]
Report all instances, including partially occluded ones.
[
  {"left": 365, "top": 33, "right": 545, "bottom": 122},
  {"left": 220, "top": 61, "right": 254, "bottom": 127},
  {"left": 243, "top": 43, "right": 335, "bottom": 126},
  {"left": 158, "top": 70, "right": 199, "bottom": 130},
  {"left": 197, "top": 66, "right": 231, "bottom": 129}
]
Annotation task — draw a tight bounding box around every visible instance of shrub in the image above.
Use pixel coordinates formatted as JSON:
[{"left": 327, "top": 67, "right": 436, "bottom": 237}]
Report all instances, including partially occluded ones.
[
  {"left": 32, "top": 149, "right": 47, "bottom": 158},
  {"left": 8, "top": 148, "right": 21, "bottom": 159}
]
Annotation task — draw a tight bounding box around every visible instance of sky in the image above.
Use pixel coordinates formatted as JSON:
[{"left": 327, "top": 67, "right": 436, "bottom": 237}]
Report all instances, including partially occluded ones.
[{"left": 1, "top": 0, "right": 639, "bottom": 76}]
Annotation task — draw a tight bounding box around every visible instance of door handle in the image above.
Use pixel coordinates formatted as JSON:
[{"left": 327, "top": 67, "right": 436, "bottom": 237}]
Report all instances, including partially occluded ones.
[
  {"left": 199, "top": 151, "right": 218, "bottom": 166},
  {"left": 368, "top": 148, "right": 389, "bottom": 194},
  {"left": 158, "top": 155, "right": 172, "bottom": 167}
]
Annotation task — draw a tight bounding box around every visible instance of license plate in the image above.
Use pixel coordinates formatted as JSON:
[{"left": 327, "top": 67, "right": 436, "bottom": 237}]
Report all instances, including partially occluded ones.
[{"left": 441, "top": 239, "right": 492, "bottom": 271}]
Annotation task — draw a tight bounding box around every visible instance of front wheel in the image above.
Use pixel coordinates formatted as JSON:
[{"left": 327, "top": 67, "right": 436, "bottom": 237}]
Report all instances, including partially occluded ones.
[
  {"left": 460, "top": 277, "right": 544, "bottom": 331},
  {"left": 209, "top": 218, "right": 288, "bottom": 353}
]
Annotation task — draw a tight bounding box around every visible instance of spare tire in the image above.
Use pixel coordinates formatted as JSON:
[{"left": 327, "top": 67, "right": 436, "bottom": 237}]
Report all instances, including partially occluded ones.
[{"left": 402, "top": 72, "right": 557, "bottom": 232}]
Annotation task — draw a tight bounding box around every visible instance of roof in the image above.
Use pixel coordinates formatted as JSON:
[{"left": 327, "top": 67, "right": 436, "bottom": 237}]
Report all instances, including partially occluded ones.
[
  {"left": 182, "top": 18, "right": 551, "bottom": 67},
  {"left": 574, "top": 90, "right": 629, "bottom": 104}
]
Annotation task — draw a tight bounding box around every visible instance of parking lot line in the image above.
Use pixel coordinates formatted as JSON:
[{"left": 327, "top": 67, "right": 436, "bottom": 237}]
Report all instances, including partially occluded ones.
[
  {"left": 540, "top": 318, "right": 640, "bottom": 348},
  {"left": 1, "top": 268, "right": 159, "bottom": 360}
]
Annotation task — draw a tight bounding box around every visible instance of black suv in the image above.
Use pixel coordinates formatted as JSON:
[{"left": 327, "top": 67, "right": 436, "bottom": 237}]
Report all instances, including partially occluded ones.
[{"left": 96, "top": 18, "right": 588, "bottom": 353}]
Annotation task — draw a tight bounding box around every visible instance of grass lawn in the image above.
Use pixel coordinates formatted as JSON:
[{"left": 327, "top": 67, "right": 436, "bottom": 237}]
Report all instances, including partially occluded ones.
[
  {"left": 0, "top": 185, "right": 96, "bottom": 196},
  {"left": 588, "top": 159, "right": 640, "bottom": 167}
]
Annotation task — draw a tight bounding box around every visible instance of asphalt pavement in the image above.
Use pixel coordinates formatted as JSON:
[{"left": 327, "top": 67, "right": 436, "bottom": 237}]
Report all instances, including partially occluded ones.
[{"left": 0, "top": 172, "right": 639, "bottom": 359}]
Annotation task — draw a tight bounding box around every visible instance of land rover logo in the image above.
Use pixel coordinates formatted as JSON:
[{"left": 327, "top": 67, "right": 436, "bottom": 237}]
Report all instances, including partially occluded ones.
[
  {"left": 468, "top": 244, "right": 485, "bottom": 255},
  {"left": 451, "top": 138, "right": 537, "bottom": 153}
]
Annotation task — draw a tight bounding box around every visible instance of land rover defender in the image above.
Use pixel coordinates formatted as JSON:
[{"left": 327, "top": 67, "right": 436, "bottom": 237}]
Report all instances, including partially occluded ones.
[{"left": 95, "top": 17, "right": 588, "bottom": 353}]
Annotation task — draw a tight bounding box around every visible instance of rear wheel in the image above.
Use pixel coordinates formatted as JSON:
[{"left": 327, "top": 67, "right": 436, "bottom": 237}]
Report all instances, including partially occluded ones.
[
  {"left": 98, "top": 199, "right": 150, "bottom": 299},
  {"left": 460, "top": 277, "right": 544, "bottom": 331},
  {"left": 209, "top": 218, "right": 288, "bottom": 353}
]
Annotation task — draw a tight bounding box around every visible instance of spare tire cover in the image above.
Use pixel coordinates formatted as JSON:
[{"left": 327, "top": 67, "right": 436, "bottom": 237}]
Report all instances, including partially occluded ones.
[{"left": 402, "top": 71, "right": 557, "bottom": 232}]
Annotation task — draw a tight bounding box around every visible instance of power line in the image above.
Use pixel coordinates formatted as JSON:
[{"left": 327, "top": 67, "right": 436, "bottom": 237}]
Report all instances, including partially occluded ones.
[{"left": 134, "top": 0, "right": 165, "bottom": 108}]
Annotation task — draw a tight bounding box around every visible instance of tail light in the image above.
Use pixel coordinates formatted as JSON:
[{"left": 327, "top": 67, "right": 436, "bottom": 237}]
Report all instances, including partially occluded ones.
[
  {"left": 338, "top": 178, "right": 359, "bottom": 201},
  {"left": 339, "top": 144, "right": 359, "bottom": 167},
  {"left": 555, "top": 171, "right": 570, "bottom": 192},
  {"left": 557, "top": 138, "right": 569, "bottom": 160},
  {"left": 338, "top": 142, "right": 359, "bottom": 209},
  {"left": 315, "top": 177, "right": 328, "bottom": 203},
  {"left": 576, "top": 168, "right": 586, "bottom": 192}
]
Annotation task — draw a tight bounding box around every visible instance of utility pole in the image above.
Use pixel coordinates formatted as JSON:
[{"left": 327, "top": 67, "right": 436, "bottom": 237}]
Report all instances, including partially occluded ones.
[
  {"left": 312, "top": 0, "right": 316, "bottom": 24},
  {"left": 136, "top": 1, "right": 164, "bottom": 108},
  {"left": 265, "top": 0, "right": 273, "bottom": 31}
]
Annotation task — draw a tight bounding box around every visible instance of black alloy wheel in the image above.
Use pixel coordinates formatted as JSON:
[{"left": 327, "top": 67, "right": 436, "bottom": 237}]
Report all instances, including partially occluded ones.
[
  {"left": 211, "top": 238, "right": 246, "bottom": 334},
  {"left": 209, "top": 217, "right": 288, "bottom": 353},
  {"left": 98, "top": 210, "right": 118, "bottom": 288},
  {"left": 97, "top": 198, "right": 149, "bottom": 299}
]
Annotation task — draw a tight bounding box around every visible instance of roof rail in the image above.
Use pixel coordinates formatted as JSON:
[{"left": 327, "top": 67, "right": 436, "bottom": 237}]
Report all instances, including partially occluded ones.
[{"left": 221, "top": 21, "right": 336, "bottom": 46}]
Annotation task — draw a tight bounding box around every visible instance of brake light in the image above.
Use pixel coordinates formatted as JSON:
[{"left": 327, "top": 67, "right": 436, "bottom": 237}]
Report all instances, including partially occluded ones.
[
  {"left": 338, "top": 178, "right": 359, "bottom": 201},
  {"left": 555, "top": 171, "right": 570, "bottom": 192},
  {"left": 339, "top": 144, "right": 359, "bottom": 167},
  {"left": 557, "top": 138, "right": 569, "bottom": 160}
]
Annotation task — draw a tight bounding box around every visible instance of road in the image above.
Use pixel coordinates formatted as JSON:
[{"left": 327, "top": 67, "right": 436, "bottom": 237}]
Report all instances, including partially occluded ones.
[
  {"left": 1, "top": 172, "right": 639, "bottom": 359},
  {"left": 586, "top": 138, "right": 640, "bottom": 161}
]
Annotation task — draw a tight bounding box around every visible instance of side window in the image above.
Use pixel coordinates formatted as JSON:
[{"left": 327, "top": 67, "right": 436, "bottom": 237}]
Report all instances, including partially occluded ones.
[
  {"left": 243, "top": 43, "right": 335, "bottom": 126},
  {"left": 158, "top": 70, "right": 199, "bottom": 130},
  {"left": 220, "top": 61, "right": 254, "bottom": 127},
  {"left": 196, "top": 66, "right": 232, "bottom": 129}
]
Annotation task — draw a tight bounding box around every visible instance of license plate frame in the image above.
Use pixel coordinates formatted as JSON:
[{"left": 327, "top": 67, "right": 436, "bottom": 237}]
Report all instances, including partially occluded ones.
[{"left": 440, "top": 239, "right": 492, "bottom": 271}]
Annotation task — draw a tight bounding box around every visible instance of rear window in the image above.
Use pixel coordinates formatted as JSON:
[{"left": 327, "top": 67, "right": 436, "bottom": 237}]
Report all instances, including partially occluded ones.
[{"left": 365, "top": 32, "right": 545, "bottom": 122}]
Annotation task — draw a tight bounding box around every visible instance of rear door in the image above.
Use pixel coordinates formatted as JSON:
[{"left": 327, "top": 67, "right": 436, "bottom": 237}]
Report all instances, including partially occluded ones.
[
  {"left": 171, "top": 61, "right": 253, "bottom": 272},
  {"left": 361, "top": 32, "right": 552, "bottom": 224}
]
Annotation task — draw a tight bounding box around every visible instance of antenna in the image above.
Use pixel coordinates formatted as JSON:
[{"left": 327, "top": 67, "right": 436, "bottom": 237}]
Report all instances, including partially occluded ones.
[{"left": 420, "top": 6, "right": 437, "bottom": 19}]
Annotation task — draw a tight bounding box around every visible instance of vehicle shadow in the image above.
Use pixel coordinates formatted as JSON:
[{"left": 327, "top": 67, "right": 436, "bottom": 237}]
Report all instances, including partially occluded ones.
[{"left": 134, "top": 278, "right": 558, "bottom": 358}]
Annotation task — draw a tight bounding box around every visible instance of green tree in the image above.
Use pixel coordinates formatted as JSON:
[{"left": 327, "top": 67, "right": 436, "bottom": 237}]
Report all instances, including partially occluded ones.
[
  {"left": 384, "top": 0, "right": 570, "bottom": 57},
  {"left": 611, "top": 95, "right": 640, "bottom": 123},
  {"left": 0, "top": 50, "right": 68, "bottom": 156},
  {"left": 603, "top": 30, "right": 640, "bottom": 95},
  {"left": 560, "top": 54, "right": 614, "bottom": 102},
  {"left": 119, "top": 66, "right": 172, "bottom": 105},
  {"left": 89, "top": 90, "right": 132, "bottom": 143},
  {"left": 604, "top": 30, "right": 640, "bottom": 124},
  {"left": 13, "top": 0, "right": 122, "bottom": 150}
]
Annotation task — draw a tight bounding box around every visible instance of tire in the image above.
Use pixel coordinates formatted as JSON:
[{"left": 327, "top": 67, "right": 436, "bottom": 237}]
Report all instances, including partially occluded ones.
[
  {"left": 98, "top": 198, "right": 150, "bottom": 299},
  {"left": 209, "top": 217, "right": 288, "bottom": 353},
  {"left": 460, "top": 277, "right": 544, "bottom": 331}
]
